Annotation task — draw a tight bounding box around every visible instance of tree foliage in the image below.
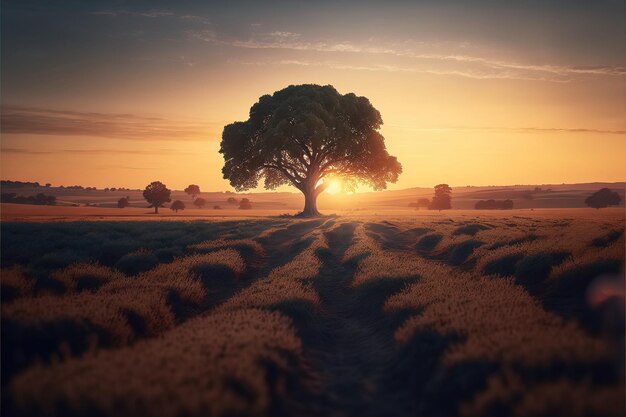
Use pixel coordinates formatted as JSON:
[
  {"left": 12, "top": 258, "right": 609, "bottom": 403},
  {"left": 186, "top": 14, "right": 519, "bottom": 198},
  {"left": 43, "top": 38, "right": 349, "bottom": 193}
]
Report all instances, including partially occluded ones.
[
  {"left": 239, "top": 198, "right": 252, "bottom": 210},
  {"left": 117, "top": 197, "right": 130, "bottom": 208},
  {"left": 220, "top": 84, "right": 401, "bottom": 216},
  {"left": 193, "top": 197, "right": 207, "bottom": 208},
  {"left": 585, "top": 188, "right": 621, "bottom": 209},
  {"left": 143, "top": 181, "right": 171, "bottom": 214},
  {"left": 475, "top": 199, "right": 514, "bottom": 210},
  {"left": 170, "top": 200, "right": 185, "bottom": 213},
  {"left": 184, "top": 184, "right": 200, "bottom": 199},
  {"left": 429, "top": 184, "right": 452, "bottom": 210}
]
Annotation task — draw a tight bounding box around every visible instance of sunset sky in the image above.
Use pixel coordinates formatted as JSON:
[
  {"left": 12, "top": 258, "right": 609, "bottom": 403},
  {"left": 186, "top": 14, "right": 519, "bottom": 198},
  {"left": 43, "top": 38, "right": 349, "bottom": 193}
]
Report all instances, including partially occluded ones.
[{"left": 2, "top": 0, "right": 624, "bottom": 192}]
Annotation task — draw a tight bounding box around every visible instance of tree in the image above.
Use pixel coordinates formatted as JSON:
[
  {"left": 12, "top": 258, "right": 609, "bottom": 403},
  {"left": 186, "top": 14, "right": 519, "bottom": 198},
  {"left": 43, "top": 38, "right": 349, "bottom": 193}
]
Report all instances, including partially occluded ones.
[
  {"left": 184, "top": 184, "right": 200, "bottom": 199},
  {"left": 193, "top": 197, "right": 207, "bottom": 208},
  {"left": 143, "top": 181, "right": 171, "bottom": 214},
  {"left": 45, "top": 183, "right": 51, "bottom": 188},
  {"left": 226, "top": 197, "right": 238, "bottom": 205},
  {"left": 220, "top": 84, "right": 402, "bottom": 217},
  {"left": 213, "top": 205, "right": 221, "bottom": 209},
  {"left": 117, "top": 197, "right": 130, "bottom": 208},
  {"left": 585, "top": 188, "right": 621, "bottom": 209},
  {"left": 170, "top": 200, "right": 185, "bottom": 213},
  {"left": 475, "top": 199, "right": 514, "bottom": 210},
  {"left": 239, "top": 198, "right": 252, "bottom": 210},
  {"left": 429, "top": 184, "right": 452, "bottom": 210}
]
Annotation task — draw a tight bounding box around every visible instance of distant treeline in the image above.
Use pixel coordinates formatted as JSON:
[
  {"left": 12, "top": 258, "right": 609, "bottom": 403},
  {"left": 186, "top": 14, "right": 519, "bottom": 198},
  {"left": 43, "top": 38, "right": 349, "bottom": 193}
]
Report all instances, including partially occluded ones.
[
  {"left": 1, "top": 180, "right": 42, "bottom": 188},
  {"left": 474, "top": 199, "right": 514, "bottom": 210},
  {"left": 1, "top": 193, "right": 57, "bottom": 205}
]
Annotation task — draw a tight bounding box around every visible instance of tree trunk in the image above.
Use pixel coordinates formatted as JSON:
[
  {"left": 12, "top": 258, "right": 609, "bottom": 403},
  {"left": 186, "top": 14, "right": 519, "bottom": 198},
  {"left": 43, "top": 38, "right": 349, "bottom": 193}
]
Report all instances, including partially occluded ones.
[
  {"left": 300, "top": 188, "right": 321, "bottom": 217},
  {"left": 154, "top": 206, "right": 159, "bottom": 214}
]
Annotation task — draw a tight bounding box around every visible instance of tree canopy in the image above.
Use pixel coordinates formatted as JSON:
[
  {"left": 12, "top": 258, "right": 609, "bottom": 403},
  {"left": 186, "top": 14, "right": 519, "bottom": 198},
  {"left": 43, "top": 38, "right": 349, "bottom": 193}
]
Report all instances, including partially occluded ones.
[
  {"left": 429, "top": 184, "right": 452, "bottom": 210},
  {"left": 220, "top": 84, "right": 401, "bottom": 216},
  {"left": 193, "top": 197, "right": 207, "bottom": 208},
  {"left": 170, "top": 200, "right": 185, "bottom": 213},
  {"left": 585, "top": 188, "right": 621, "bottom": 209},
  {"left": 184, "top": 184, "right": 200, "bottom": 199},
  {"left": 143, "top": 181, "right": 171, "bottom": 214}
]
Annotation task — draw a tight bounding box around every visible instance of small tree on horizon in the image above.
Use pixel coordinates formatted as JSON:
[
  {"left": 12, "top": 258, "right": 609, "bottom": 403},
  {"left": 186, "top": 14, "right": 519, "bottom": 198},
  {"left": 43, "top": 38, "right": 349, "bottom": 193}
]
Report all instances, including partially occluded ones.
[
  {"left": 429, "top": 184, "right": 452, "bottom": 211},
  {"left": 171, "top": 200, "right": 185, "bottom": 213},
  {"left": 585, "top": 188, "right": 621, "bottom": 209},
  {"left": 193, "top": 197, "right": 207, "bottom": 208},
  {"left": 143, "top": 181, "right": 171, "bottom": 214},
  {"left": 220, "top": 84, "right": 402, "bottom": 217},
  {"left": 239, "top": 198, "right": 252, "bottom": 210},
  {"left": 184, "top": 184, "right": 200, "bottom": 199},
  {"left": 117, "top": 197, "right": 130, "bottom": 208},
  {"left": 226, "top": 197, "right": 238, "bottom": 205}
]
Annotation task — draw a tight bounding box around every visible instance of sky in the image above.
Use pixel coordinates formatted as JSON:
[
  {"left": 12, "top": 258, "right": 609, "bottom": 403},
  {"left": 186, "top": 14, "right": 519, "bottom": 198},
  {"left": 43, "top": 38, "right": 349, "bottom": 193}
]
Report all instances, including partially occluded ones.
[{"left": 1, "top": 0, "right": 624, "bottom": 192}]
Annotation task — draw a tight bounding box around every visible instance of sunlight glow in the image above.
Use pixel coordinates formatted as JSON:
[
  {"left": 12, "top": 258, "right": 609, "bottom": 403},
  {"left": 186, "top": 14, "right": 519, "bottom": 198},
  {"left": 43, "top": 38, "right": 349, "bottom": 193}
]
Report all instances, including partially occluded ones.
[{"left": 325, "top": 179, "right": 343, "bottom": 195}]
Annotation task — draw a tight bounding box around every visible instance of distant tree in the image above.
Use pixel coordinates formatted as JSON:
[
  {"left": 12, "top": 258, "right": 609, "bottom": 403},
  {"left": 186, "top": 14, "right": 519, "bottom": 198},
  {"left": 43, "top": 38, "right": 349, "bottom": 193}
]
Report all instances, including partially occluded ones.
[
  {"left": 213, "top": 205, "right": 221, "bottom": 209},
  {"left": 239, "top": 198, "right": 252, "bottom": 210},
  {"left": 45, "top": 183, "right": 51, "bottom": 188},
  {"left": 143, "top": 181, "right": 171, "bottom": 214},
  {"left": 117, "top": 197, "right": 130, "bottom": 208},
  {"left": 429, "top": 184, "right": 452, "bottom": 210},
  {"left": 184, "top": 184, "right": 201, "bottom": 199},
  {"left": 227, "top": 197, "right": 238, "bottom": 205},
  {"left": 170, "top": 200, "right": 185, "bottom": 213},
  {"left": 220, "top": 84, "right": 402, "bottom": 217},
  {"left": 193, "top": 197, "right": 207, "bottom": 208},
  {"left": 475, "top": 199, "right": 513, "bottom": 210},
  {"left": 585, "top": 188, "right": 621, "bottom": 209}
]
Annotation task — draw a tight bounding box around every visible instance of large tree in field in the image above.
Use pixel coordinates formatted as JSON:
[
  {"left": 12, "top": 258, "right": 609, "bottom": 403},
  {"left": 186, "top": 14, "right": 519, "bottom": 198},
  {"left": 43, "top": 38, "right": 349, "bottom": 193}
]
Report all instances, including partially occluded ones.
[
  {"left": 220, "top": 84, "right": 402, "bottom": 216},
  {"left": 143, "top": 181, "right": 171, "bottom": 214}
]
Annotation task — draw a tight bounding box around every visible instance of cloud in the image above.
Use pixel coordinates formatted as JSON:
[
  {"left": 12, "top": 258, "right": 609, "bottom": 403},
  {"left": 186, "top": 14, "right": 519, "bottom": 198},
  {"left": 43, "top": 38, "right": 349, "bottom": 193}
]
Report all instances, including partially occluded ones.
[
  {"left": 1, "top": 106, "right": 222, "bottom": 141},
  {"left": 191, "top": 29, "right": 624, "bottom": 82},
  {"left": 234, "top": 59, "right": 573, "bottom": 82},
  {"left": 386, "top": 124, "right": 626, "bottom": 135},
  {"left": 92, "top": 9, "right": 174, "bottom": 18}
]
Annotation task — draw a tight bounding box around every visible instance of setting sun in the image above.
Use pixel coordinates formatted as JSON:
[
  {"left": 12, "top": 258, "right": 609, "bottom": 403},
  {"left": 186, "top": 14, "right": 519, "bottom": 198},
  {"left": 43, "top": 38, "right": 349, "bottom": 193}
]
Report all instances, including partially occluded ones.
[{"left": 325, "top": 179, "right": 344, "bottom": 195}]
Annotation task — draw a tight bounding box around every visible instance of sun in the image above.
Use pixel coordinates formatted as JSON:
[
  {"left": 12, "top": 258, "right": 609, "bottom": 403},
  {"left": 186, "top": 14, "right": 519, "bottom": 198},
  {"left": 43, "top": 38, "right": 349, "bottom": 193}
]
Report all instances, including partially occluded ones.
[{"left": 325, "top": 179, "right": 343, "bottom": 195}]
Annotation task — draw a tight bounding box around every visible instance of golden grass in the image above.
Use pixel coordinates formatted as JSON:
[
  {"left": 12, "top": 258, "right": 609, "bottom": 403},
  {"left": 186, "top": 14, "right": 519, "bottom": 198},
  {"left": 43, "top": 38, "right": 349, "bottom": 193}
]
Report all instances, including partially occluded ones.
[
  {"left": 345, "top": 225, "right": 610, "bottom": 366},
  {"left": 0, "top": 266, "right": 34, "bottom": 299},
  {"left": 188, "top": 238, "right": 264, "bottom": 255},
  {"left": 52, "top": 262, "right": 124, "bottom": 292},
  {"left": 219, "top": 232, "right": 327, "bottom": 310},
  {"left": 2, "top": 250, "right": 246, "bottom": 345},
  {"left": 461, "top": 367, "right": 625, "bottom": 417},
  {"left": 10, "top": 309, "right": 305, "bottom": 417}
]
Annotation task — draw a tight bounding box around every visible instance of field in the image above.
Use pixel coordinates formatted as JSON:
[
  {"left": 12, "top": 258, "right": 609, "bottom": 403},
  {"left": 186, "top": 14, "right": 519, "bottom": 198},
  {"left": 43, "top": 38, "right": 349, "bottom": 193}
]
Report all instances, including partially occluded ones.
[{"left": 1, "top": 209, "right": 624, "bottom": 417}]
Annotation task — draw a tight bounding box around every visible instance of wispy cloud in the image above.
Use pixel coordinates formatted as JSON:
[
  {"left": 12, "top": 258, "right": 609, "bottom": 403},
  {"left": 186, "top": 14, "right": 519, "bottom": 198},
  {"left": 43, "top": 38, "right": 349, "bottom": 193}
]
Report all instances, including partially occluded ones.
[
  {"left": 235, "top": 59, "right": 572, "bottom": 82},
  {"left": 191, "top": 29, "right": 624, "bottom": 82},
  {"left": 1, "top": 148, "right": 199, "bottom": 155},
  {"left": 386, "top": 124, "right": 626, "bottom": 135},
  {"left": 1, "top": 106, "right": 222, "bottom": 141},
  {"left": 93, "top": 9, "right": 174, "bottom": 18}
]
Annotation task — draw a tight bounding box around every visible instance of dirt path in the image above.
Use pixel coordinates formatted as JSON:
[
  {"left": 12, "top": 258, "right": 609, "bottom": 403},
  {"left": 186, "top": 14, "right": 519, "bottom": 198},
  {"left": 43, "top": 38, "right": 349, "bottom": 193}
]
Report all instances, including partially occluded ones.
[{"left": 289, "top": 222, "right": 420, "bottom": 416}]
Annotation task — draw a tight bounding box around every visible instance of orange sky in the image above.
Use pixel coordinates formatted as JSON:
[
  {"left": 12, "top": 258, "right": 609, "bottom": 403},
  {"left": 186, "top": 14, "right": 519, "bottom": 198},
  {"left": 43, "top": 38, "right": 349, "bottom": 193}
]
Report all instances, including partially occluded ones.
[{"left": 2, "top": 1, "right": 624, "bottom": 191}]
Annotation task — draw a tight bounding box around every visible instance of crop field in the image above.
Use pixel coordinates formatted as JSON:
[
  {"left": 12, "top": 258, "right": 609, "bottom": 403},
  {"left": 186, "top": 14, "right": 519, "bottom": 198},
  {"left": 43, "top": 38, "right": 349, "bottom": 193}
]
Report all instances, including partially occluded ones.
[{"left": 1, "top": 210, "right": 624, "bottom": 417}]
